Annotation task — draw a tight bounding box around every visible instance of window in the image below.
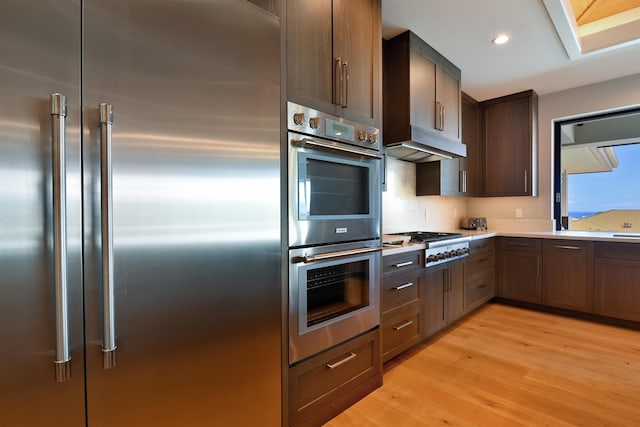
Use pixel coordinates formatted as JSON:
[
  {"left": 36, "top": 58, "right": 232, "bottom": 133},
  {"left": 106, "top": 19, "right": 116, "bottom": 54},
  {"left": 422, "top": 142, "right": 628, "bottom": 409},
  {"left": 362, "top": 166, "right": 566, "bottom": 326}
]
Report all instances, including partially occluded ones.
[{"left": 554, "top": 109, "right": 640, "bottom": 232}]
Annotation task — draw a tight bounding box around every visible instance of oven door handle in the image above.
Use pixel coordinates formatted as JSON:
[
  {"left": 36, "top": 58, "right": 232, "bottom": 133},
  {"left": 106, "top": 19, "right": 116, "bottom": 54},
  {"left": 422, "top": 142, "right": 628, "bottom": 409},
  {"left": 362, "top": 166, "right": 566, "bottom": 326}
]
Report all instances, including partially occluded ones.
[
  {"left": 291, "top": 137, "right": 381, "bottom": 159},
  {"left": 294, "top": 246, "right": 381, "bottom": 264}
]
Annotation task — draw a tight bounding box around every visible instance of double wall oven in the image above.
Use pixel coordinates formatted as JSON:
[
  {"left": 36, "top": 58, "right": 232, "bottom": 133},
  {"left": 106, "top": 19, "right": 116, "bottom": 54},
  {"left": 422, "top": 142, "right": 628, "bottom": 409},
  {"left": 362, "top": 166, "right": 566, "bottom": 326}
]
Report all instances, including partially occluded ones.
[{"left": 287, "top": 102, "right": 382, "bottom": 363}]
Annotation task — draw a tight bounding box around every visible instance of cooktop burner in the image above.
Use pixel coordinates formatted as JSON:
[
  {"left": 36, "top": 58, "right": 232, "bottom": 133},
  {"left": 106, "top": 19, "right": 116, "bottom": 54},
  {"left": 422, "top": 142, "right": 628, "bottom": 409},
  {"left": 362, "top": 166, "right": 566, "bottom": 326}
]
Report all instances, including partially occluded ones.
[{"left": 391, "top": 231, "right": 464, "bottom": 243}]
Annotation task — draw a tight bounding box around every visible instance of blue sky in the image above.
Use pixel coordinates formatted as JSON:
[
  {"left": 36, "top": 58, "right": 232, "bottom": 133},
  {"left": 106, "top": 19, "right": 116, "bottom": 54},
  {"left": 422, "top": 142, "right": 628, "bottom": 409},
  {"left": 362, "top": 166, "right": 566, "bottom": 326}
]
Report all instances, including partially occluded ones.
[{"left": 568, "top": 144, "right": 640, "bottom": 213}]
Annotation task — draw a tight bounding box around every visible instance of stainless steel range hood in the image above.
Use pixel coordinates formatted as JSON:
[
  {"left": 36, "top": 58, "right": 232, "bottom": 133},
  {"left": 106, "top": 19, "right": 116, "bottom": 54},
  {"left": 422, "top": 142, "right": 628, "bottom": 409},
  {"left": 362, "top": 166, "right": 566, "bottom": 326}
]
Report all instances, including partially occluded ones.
[{"left": 385, "top": 125, "right": 467, "bottom": 162}]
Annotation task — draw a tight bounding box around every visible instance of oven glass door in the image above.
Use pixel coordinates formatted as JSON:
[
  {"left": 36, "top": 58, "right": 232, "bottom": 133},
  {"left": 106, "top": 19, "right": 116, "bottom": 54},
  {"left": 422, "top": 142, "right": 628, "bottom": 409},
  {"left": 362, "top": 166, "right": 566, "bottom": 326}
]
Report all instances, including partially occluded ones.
[
  {"left": 304, "top": 257, "right": 370, "bottom": 329},
  {"left": 288, "top": 135, "right": 381, "bottom": 247},
  {"left": 298, "top": 153, "right": 371, "bottom": 219}
]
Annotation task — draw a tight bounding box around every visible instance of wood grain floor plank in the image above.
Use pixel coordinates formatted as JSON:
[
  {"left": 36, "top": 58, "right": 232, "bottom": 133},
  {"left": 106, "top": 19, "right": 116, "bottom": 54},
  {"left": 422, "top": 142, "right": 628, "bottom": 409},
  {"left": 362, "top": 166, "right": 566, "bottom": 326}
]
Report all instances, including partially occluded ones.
[{"left": 325, "top": 303, "right": 640, "bottom": 427}]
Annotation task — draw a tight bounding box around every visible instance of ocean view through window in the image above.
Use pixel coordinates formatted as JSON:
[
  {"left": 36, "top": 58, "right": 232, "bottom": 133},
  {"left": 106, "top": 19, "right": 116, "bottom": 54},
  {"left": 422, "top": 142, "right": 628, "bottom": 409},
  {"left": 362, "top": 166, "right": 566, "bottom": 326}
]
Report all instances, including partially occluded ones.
[
  {"left": 557, "top": 108, "right": 640, "bottom": 233},
  {"left": 567, "top": 143, "right": 640, "bottom": 232}
]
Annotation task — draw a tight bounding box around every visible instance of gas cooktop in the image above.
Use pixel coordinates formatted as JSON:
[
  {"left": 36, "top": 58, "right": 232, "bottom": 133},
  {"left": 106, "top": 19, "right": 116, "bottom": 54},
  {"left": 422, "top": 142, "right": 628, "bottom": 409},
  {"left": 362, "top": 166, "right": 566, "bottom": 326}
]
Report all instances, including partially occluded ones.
[{"left": 390, "top": 231, "right": 464, "bottom": 243}]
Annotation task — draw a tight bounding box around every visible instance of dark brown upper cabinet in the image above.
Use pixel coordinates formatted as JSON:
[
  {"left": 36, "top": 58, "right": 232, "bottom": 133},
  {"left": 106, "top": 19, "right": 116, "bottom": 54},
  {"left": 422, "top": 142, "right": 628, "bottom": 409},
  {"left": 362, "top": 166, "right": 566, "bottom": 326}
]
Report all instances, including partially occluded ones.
[
  {"left": 383, "top": 31, "right": 464, "bottom": 162},
  {"left": 481, "top": 90, "right": 538, "bottom": 196},
  {"left": 286, "top": 0, "right": 381, "bottom": 127},
  {"left": 415, "top": 92, "right": 482, "bottom": 196}
]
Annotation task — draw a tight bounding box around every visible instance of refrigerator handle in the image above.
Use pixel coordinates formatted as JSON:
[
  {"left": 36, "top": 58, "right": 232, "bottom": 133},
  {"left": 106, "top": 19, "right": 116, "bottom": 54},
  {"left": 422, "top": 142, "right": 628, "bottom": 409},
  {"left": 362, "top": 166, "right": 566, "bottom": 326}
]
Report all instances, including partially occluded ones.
[
  {"left": 51, "top": 93, "right": 71, "bottom": 382},
  {"left": 99, "top": 103, "right": 117, "bottom": 369}
]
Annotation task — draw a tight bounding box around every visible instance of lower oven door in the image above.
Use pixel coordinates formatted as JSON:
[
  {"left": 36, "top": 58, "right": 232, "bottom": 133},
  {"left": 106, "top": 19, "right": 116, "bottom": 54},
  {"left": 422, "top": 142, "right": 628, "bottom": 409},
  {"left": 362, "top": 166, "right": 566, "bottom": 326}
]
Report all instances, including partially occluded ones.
[{"left": 288, "top": 240, "right": 381, "bottom": 364}]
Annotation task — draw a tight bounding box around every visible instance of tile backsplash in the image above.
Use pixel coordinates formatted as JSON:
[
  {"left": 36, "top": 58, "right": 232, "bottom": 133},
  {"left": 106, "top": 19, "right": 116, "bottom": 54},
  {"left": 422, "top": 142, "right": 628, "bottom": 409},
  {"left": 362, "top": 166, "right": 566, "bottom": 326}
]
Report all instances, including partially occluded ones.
[{"left": 382, "top": 157, "right": 467, "bottom": 232}]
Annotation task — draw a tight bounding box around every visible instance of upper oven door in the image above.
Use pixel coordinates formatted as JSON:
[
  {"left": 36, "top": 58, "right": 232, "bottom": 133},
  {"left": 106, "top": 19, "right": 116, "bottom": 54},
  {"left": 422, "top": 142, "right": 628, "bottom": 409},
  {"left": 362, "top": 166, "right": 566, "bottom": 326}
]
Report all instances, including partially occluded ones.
[{"left": 288, "top": 132, "right": 381, "bottom": 247}]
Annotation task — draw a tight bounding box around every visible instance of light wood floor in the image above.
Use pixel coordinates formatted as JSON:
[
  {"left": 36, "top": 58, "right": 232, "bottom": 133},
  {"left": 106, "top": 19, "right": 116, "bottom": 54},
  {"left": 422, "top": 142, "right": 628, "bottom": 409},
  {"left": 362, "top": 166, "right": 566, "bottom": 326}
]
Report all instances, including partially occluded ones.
[{"left": 325, "top": 303, "right": 640, "bottom": 426}]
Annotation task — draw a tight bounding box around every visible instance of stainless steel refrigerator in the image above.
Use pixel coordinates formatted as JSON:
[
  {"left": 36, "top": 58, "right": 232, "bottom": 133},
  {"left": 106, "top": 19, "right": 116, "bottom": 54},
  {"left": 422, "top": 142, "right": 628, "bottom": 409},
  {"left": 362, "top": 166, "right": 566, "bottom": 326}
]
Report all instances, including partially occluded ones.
[{"left": 0, "top": 1, "right": 282, "bottom": 425}]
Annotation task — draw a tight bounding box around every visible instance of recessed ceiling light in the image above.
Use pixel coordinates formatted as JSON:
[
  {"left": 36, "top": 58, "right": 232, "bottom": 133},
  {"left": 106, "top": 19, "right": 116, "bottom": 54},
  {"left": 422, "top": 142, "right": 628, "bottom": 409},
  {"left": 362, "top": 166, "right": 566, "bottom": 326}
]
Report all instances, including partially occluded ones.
[{"left": 492, "top": 33, "right": 511, "bottom": 45}]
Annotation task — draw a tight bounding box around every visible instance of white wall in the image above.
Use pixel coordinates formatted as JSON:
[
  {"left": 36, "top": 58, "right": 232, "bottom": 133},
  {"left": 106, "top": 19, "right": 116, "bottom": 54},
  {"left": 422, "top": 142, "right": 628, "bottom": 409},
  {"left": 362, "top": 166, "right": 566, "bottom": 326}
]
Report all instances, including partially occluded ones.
[
  {"left": 382, "top": 157, "right": 467, "bottom": 232},
  {"left": 466, "top": 73, "right": 640, "bottom": 230},
  {"left": 384, "top": 73, "right": 640, "bottom": 232}
]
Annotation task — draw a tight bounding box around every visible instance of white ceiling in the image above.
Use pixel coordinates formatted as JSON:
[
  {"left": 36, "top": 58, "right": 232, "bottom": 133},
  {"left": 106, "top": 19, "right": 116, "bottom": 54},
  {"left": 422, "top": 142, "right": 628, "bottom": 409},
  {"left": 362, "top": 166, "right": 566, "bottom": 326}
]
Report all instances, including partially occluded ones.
[{"left": 381, "top": 0, "right": 640, "bottom": 101}]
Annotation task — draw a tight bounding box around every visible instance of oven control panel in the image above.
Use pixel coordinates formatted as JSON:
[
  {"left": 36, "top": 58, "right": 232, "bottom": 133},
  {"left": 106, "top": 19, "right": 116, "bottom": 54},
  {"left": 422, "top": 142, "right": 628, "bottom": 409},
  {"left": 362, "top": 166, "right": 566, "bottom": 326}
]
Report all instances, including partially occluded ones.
[{"left": 287, "top": 101, "right": 380, "bottom": 151}]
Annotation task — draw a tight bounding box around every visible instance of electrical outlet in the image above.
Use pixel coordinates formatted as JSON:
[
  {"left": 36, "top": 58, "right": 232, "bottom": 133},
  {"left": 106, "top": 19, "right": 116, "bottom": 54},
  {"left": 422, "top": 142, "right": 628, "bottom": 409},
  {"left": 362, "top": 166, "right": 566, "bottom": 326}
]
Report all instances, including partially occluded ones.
[{"left": 515, "top": 208, "right": 523, "bottom": 218}]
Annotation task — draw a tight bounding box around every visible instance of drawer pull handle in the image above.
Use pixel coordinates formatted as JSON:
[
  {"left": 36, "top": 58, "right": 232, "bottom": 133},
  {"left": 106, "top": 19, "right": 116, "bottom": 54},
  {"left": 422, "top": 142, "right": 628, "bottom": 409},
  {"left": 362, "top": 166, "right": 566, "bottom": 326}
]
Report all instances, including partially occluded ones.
[
  {"left": 394, "top": 261, "right": 413, "bottom": 268},
  {"left": 478, "top": 283, "right": 488, "bottom": 289},
  {"left": 326, "top": 352, "right": 357, "bottom": 370},
  {"left": 477, "top": 258, "right": 488, "bottom": 263},
  {"left": 507, "top": 242, "right": 530, "bottom": 247},
  {"left": 393, "top": 282, "right": 414, "bottom": 291},
  {"left": 554, "top": 245, "right": 580, "bottom": 250},
  {"left": 393, "top": 320, "right": 414, "bottom": 331}
]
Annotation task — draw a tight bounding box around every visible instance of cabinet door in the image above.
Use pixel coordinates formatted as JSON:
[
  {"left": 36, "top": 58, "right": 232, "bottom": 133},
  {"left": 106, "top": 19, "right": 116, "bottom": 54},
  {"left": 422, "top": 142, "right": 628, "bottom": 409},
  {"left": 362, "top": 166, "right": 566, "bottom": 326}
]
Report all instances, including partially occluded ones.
[
  {"left": 446, "top": 261, "right": 465, "bottom": 323},
  {"left": 461, "top": 93, "right": 482, "bottom": 195},
  {"left": 423, "top": 267, "right": 447, "bottom": 338},
  {"left": 438, "top": 66, "right": 461, "bottom": 141},
  {"left": 415, "top": 159, "right": 463, "bottom": 196},
  {"left": 482, "top": 91, "right": 537, "bottom": 196},
  {"left": 594, "top": 258, "right": 640, "bottom": 322},
  {"left": 333, "top": 0, "right": 380, "bottom": 127},
  {"left": 498, "top": 238, "right": 542, "bottom": 303},
  {"left": 498, "top": 251, "right": 541, "bottom": 303},
  {"left": 286, "top": 0, "right": 334, "bottom": 113},
  {"left": 409, "top": 47, "right": 437, "bottom": 133},
  {"left": 542, "top": 240, "right": 594, "bottom": 312}
]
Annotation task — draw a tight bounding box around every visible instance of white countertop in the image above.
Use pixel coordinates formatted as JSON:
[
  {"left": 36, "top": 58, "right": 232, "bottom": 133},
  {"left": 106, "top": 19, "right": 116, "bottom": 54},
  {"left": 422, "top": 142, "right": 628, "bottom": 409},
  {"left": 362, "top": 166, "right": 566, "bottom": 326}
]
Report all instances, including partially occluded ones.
[{"left": 382, "top": 229, "right": 640, "bottom": 256}]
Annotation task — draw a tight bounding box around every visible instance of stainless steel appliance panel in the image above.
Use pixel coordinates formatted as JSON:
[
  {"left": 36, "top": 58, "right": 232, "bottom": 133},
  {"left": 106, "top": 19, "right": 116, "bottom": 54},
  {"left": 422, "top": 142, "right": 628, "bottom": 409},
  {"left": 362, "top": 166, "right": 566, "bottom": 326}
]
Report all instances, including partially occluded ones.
[
  {"left": 0, "top": 1, "right": 85, "bottom": 425},
  {"left": 82, "top": 1, "right": 281, "bottom": 425},
  {"left": 289, "top": 240, "right": 380, "bottom": 363}
]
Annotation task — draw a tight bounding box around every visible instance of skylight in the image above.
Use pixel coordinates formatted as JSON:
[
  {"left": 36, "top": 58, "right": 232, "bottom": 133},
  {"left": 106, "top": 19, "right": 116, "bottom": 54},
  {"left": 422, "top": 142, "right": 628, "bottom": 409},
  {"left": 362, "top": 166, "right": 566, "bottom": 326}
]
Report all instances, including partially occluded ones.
[{"left": 543, "top": 0, "right": 640, "bottom": 58}]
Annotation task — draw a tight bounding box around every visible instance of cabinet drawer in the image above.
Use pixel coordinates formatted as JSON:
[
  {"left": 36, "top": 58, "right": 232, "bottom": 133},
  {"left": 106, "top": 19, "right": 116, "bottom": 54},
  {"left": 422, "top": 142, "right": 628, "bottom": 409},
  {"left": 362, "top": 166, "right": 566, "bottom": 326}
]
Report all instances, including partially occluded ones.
[
  {"left": 465, "top": 273, "right": 495, "bottom": 312},
  {"left": 288, "top": 329, "right": 381, "bottom": 425},
  {"left": 499, "top": 237, "right": 541, "bottom": 252},
  {"left": 381, "top": 270, "right": 421, "bottom": 317},
  {"left": 383, "top": 250, "right": 423, "bottom": 274},
  {"left": 595, "top": 242, "right": 640, "bottom": 261},
  {"left": 465, "top": 247, "right": 495, "bottom": 280},
  {"left": 382, "top": 309, "right": 421, "bottom": 363},
  {"left": 470, "top": 238, "right": 494, "bottom": 252}
]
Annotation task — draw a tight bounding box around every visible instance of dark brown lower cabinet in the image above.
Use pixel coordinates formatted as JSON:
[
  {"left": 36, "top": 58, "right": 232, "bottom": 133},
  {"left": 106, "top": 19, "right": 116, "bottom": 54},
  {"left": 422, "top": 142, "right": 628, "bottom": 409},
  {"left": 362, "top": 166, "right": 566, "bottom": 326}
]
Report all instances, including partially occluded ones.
[
  {"left": 594, "top": 243, "right": 640, "bottom": 322},
  {"left": 542, "top": 240, "right": 594, "bottom": 312},
  {"left": 497, "top": 237, "right": 542, "bottom": 303},
  {"left": 288, "top": 328, "right": 382, "bottom": 427},
  {"left": 464, "top": 238, "right": 495, "bottom": 313},
  {"left": 423, "top": 260, "right": 464, "bottom": 338}
]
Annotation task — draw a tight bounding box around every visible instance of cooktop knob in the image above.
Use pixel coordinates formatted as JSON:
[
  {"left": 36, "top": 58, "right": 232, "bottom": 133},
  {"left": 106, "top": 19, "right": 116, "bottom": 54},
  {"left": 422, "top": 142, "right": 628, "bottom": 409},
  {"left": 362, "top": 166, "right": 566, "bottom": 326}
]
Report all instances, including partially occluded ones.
[{"left": 309, "top": 117, "right": 320, "bottom": 129}]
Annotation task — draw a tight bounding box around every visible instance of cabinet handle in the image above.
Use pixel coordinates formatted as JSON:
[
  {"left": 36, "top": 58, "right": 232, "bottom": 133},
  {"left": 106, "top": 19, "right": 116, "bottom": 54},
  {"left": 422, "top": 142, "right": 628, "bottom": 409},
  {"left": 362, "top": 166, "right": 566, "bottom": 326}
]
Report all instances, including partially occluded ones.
[
  {"left": 393, "top": 282, "right": 414, "bottom": 291},
  {"left": 341, "top": 61, "right": 349, "bottom": 108},
  {"left": 506, "top": 242, "right": 530, "bottom": 247},
  {"left": 477, "top": 257, "right": 488, "bottom": 263},
  {"left": 478, "top": 283, "right": 488, "bottom": 289},
  {"left": 524, "top": 169, "right": 528, "bottom": 193},
  {"left": 393, "top": 320, "right": 414, "bottom": 331},
  {"left": 435, "top": 101, "right": 441, "bottom": 130},
  {"left": 461, "top": 170, "right": 467, "bottom": 193},
  {"left": 440, "top": 103, "right": 445, "bottom": 131},
  {"left": 537, "top": 257, "right": 540, "bottom": 278},
  {"left": 326, "top": 352, "right": 357, "bottom": 370},
  {"left": 334, "top": 57, "right": 342, "bottom": 106},
  {"left": 394, "top": 261, "right": 413, "bottom": 268},
  {"left": 51, "top": 93, "right": 71, "bottom": 382},
  {"left": 554, "top": 245, "right": 580, "bottom": 250}
]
